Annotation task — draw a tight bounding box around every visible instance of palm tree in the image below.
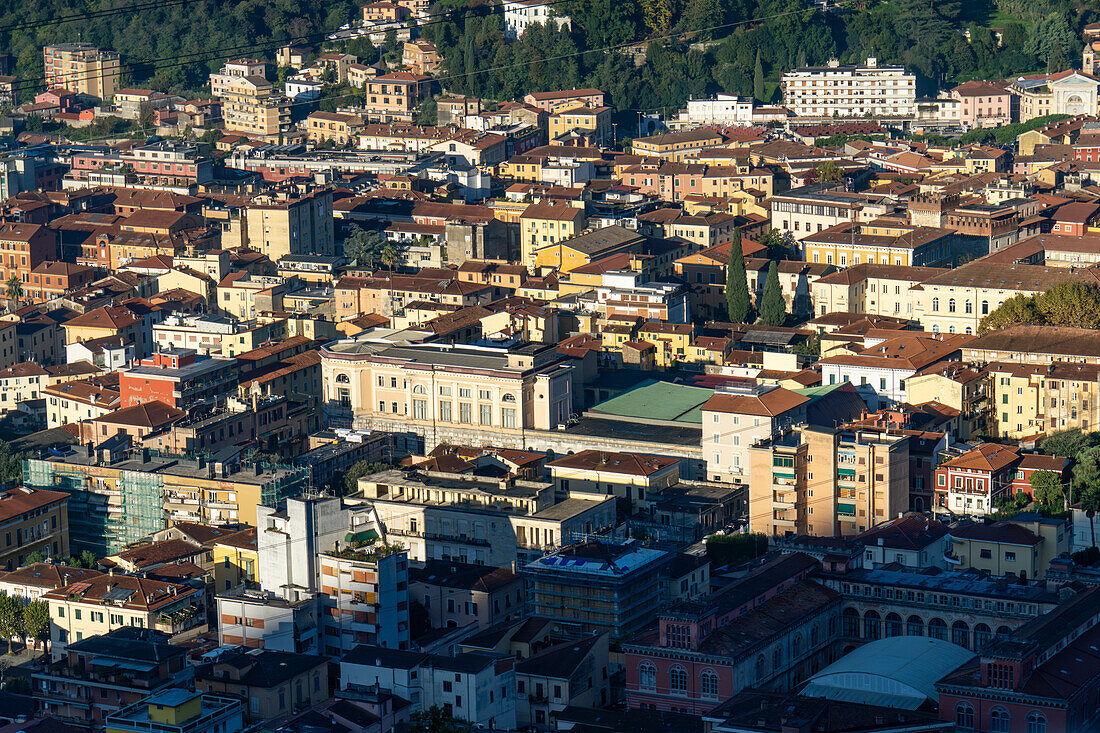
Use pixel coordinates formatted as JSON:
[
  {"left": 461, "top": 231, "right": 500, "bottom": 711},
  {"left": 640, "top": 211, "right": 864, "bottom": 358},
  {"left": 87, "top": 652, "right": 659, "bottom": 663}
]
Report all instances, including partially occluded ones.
[
  {"left": 5, "top": 275, "right": 22, "bottom": 304},
  {"left": 1080, "top": 484, "right": 1100, "bottom": 549}
]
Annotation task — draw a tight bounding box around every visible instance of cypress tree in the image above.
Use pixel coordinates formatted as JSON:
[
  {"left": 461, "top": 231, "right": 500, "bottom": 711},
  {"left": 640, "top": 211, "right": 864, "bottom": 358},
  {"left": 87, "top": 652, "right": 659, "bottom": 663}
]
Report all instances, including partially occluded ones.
[
  {"left": 753, "top": 49, "right": 765, "bottom": 101},
  {"left": 759, "top": 260, "right": 788, "bottom": 327},
  {"left": 725, "top": 227, "right": 750, "bottom": 323}
]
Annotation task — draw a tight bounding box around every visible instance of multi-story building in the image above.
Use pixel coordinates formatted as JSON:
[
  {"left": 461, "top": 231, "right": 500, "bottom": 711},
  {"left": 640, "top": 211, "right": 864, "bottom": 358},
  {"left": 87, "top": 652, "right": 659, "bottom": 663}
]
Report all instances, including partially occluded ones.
[
  {"left": 321, "top": 340, "right": 574, "bottom": 443},
  {"left": 768, "top": 186, "right": 895, "bottom": 241},
  {"left": 43, "top": 575, "right": 207, "bottom": 659},
  {"left": 118, "top": 348, "right": 237, "bottom": 409},
  {"left": 194, "top": 647, "right": 328, "bottom": 723},
  {"left": 547, "top": 105, "right": 612, "bottom": 146},
  {"left": 402, "top": 40, "right": 441, "bottom": 74},
  {"left": 947, "top": 514, "right": 1069, "bottom": 580},
  {"left": 546, "top": 450, "right": 679, "bottom": 513},
  {"left": 0, "top": 222, "right": 58, "bottom": 289},
  {"left": 820, "top": 562, "right": 1062, "bottom": 653},
  {"left": 523, "top": 88, "right": 604, "bottom": 113},
  {"left": 0, "top": 561, "right": 101, "bottom": 600},
  {"left": 986, "top": 360, "right": 1100, "bottom": 439},
  {"left": 519, "top": 202, "right": 586, "bottom": 266},
  {"left": 933, "top": 442, "right": 1067, "bottom": 517},
  {"left": 341, "top": 645, "right": 517, "bottom": 729},
  {"left": 24, "top": 444, "right": 309, "bottom": 553},
  {"left": 936, "top": 587, "right": 1100, "bottom": 733},
  {"left": 950, "top": 81, "right": 1012, "bottom": 128},
  {"left": 802, "top": 221, "right": 958, "bottom": 269},
  {"left": 748, "top": 425, "right": 910, "bottom": 538},
  {"left": 0, "top": 487, "right": 69, "bottom": 570},
  {"left": 44, "top": 371, "right": 121, "bottom": 428},
  {"left": 318, "top": 541, "right": 411, "bottom": 657},
  {"left": 515, "top": 634, "right": 610, "bottom": 732},
  {"left": 306, "top": 111, "right": 366, "bottom": 146},
  {"left": 209, "top": 59, "right": 292, "bottom": 142},
  {"left": 781, "top": 57, "right": 916, "bottom": 118},
  {"left": 410, "top": 560, "right": 524, "bottom": 630},
  {"left": 522, "top": 539, "right": 671, "bottom": 641},
  {"left": 623, "top": 553, "right": 838, "bottom": 714},
  {"left": 810, "top": 263, "right": 947, "bottom": 319},
  {"left": 33, "top": 627, "right": 192, "bottom": 729},
  {"left": 354, "top": 467, "right": 616, "bottom": 568},
  {"left": 700, "top": 384, "right": 811, "bottom": 483},
  {"left": 502, "top": 0, "right": 570, "bottom": 38},
  {"left": 207, "top": 185, "right": 334, "bottom": 260},
  {"left": 43, "top": 44, "right": 120, "bottom": 99},
  {"left": 362, "top": 72, "right": 430, "bottom": 123}
]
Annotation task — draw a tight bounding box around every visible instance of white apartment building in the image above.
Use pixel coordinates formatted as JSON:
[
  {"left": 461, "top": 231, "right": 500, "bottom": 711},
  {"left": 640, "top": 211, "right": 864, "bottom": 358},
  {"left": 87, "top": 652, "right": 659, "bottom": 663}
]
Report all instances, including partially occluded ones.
[
  {"left": 502, "top": 0, "right": 570, "bottom": 39},
  {"left": 153, "top": 315, "right": 241, "bottom": 356},
  {"left": 781, "top": 57, "right": 916, "bottom": 119},
  {"left": 672, "top": 94, "right": 755, "bottom": 127}
]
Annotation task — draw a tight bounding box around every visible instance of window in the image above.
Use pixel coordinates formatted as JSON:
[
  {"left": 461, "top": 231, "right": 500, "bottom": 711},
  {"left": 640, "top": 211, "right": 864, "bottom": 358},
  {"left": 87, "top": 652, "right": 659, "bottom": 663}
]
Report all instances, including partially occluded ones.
[
  {"left": 413, "top": 400, "right": 427, "bottom": 420},
  {"left": 439, "top": 401, "right": 452, "bottom": 422},
  {"left": 1026, "top": 712, "right": 1046, "bottom": 733},
  {"left": 991, "top": 708, "right": 1010, "bottom": 733},
  {"left": 502, "top": 408, "right": 516, "bottom": 428},
  {"left": 669, "top": 666, "right": 687, "bottom": 693},
  {"left": 638, "top": 664, "right": 656, "bottom": 689},
  {"left": 1005, "top": 551, "right": 1016, "bottom": 562},
  {"left": 955, "top": 703, "right": 975, "bottom": 732},
  {"left": 932, "top": 297, "right": 940, "bottom": 311},
  {"left": 459, "top": 403, "right": 472, "bottom": 423},
  {"left": 479, "top": 404, "right": 492, "bottom": 426},
  {"left": 948, "top": 298, "right": 956, "bottom": 313},
  {"left": 700, "top": 670, "right": 719, "bottom": 698}
]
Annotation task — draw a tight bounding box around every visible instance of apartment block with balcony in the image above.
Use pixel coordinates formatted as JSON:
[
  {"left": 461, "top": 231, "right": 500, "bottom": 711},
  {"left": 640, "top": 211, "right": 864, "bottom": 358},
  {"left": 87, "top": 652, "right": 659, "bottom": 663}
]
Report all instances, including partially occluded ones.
[
  {"left": 362, "top": 72, "right": 430, "bottom": 123},
  {"left": 43, "top": 43, "right": 120, "bottom": 99},
  {"left": 209, "top": 59, "right": 292, "bottom": 143},
  {"left": 780, "top": 57, "right": 915, "bottom": 119},
  {"left": 33, "top": 627, "right": 192, "bottom": 730},
  {"left": 318, "top": 542, "right": 411, "bottom": 657},
  {"left": 747, "top": 425, "right": 910, "bottom": 538},
  {"left": 352, "top": 468, "right": 617, "bottom": 568},
  {"left": 195, "top": 647, "right": 328, "bottom": 724},
  {"left": 106, "top": 690, "right": 245, "bottom": 733},
  {"left": 43, "top": 575, "right": 207, "bottom": 660}
]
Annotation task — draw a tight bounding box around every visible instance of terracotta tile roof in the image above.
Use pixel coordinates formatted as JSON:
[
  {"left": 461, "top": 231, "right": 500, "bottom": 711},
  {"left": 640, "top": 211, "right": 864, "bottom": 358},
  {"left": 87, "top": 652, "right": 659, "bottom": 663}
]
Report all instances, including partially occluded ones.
[
  {"left": 108, "top": 538, "right": 205, "bottom": 568},
  {"left": 93, "top": 400, "right": 185, "bottom": 428},
  {"left": 950, "top": 521, "right": 1042, "bottom": 546},
  {"left": 856, "top": 514, "right": 948, "bottom": 550},
  {"left": 547, "top": 449, "right": 678, "bottom": 476},
  {"left": 43, "top": 574, "right": 197, "bottom": 611},
  {"left": 941, "top": 442, "right": 1020, "bottom": 472},
  {"left": 701, "top": 386, "right": 809, "bottom": 417},
  {"left": 0, "top": 563, "right": 102, "bottom": 589},
  {"left": 0, "top": 487, "right": 69, "bottom": 523}
]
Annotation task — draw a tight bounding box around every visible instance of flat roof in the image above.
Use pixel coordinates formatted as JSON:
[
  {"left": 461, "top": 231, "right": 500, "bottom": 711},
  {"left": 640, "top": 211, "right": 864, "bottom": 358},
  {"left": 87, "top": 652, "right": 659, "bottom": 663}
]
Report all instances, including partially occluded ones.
[{"left": 586, "top": 381, "right": 714, "bottom": 425}]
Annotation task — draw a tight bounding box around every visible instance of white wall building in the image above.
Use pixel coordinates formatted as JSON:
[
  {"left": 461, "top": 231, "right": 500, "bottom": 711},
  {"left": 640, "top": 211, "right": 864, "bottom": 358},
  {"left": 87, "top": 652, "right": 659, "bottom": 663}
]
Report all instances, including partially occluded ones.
[
  {"left": 781, "top": 57, "right": 916, "bottom": 118},
  {"left": 503, "top": 0, "right": 570, "bottom": 39},
  {"left": 673, "top": 94, "right": 755, "bottom": 127}
]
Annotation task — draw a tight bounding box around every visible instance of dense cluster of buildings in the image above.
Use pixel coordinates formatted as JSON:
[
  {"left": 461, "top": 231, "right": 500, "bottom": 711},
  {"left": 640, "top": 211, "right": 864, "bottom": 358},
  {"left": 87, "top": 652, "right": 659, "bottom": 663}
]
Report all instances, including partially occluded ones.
[{"left": 4, "top": 8, "right": 1100, "bottom": 733}]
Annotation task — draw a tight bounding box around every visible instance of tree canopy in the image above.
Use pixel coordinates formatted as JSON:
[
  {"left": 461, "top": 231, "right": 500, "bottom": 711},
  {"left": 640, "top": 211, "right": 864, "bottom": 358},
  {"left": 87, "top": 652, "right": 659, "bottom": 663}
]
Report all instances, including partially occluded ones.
[
  {"left": 979, "top": 281, "right": 1100, "bottom": 333},
  {"left": 725, "top": 228, "right": 750, "bottom": 324},
  {"left": 758, "top": 261, "right": 787, "bottom": 327}
]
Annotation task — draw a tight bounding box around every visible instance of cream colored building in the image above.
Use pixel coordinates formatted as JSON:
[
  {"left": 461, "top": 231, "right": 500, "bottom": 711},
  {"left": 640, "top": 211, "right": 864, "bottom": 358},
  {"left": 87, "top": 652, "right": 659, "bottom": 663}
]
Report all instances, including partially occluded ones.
[
  {"left": 210, "top": 60, "right": 292, "bottom": 142},
  {"left": 780, "top": 57, "right": 916, "bottom": 118},
  {"left": 306, "top": 111, "right": 366, "bottom": 146},
  {"left": 43, "top": 44, "right": 120, "bottom": 99},
  {"left": 700, "top": 384, "right": 810, "bottom": 483},
  {"left": 208, "top": 186, "right": 335, "bottom": 260},
  {"left": 352, "top": 467, "right": 616, "bottom": 568},
  {"left": 810, "top": 263, "right": 947, "bottom": 319},
  {"left": 912, "top": 261, "right": 1087, "bottom": 335},
  {"left": 802, "top": 221, "right": 956, "bottom": 269},
  {"left": 747, "top": 425, "right": 910, "bottom": 538},
  {"left": 321, "top": 340, "right": 574, "bottom": 443}
]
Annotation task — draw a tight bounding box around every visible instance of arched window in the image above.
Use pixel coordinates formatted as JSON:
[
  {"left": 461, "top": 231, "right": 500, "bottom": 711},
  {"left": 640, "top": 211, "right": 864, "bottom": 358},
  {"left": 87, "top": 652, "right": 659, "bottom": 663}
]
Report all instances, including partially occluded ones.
[
  {"left": 948, "top": 298, "right": 956, "bottom": 313},
  {"left": 669, "top": 666, "right": 687, "bottom": 693},
  {"left": 864, "top": 611, "right": 881, "bottom": 640},
  {"left": 502, "top": 393, "right": 516, "bottom": 402},
  {"left": 810, "top": 625, "right": 819, "bottom": 646},
  {"left": 1026, "top": 712, "right": 1046, "bottom": 733},
  {"left": 755, "top": 654, "right": 766, "bottom": 679},
  {"left": 773, "top": 648, "right": 782, "bottom": 669},
  {"left": 927, "top": 617, "right": 947, "bottom": 641},
  {"left": 996, "top": 625, "right": 1012, "bottom": 637},
  {"left": 981, "top": 300, "right": 989, "bottom": 315},
  {"left": 948, "top": 325, "right": 956, "bottom": 334},
  {"left": 638, "top": 664, "right": 656, "bottom": 690},
  {"left": 792, "top": 634, "right": 802, "bottom": 657},
  {"left": 932, "top": 297, "right": 940, "bottom": 311},
  {"left": 991, "top": 708, "right": 1010, "bottom": 733},
  {"left": 906, "top": 615, "right": 924, "bottom": 636},
  {"left": 955, "top": 703, "right": 975, "bottom": 732},
  {"left": 932, "top": 324, "right": 940, "bottom": 333},
  {"left": 412, "top": 384, "right": 427, "bottom": 394},
  {"left": 952, "top": 620, "right": 970, "bottom": 649},
  {"left": 974, "top": 623, "right": 992, "bottom": 650},
  {"left": 842, "top": 608, "right": 860, "bottom": 638},
  {"left": 700, "top": 670, "right": 719, "bottom": 699},
  {"left": 335, "top": 373, "right": 350, "bottom": 383},
  {"left": 965, "top": 300, "right": 973, "bottom": 314},
  {"left": 965, "top": 326, "right": 973, "bottom": 335},
  {"left": 885, "top": 613, "right": 903, "bottom": 637}
]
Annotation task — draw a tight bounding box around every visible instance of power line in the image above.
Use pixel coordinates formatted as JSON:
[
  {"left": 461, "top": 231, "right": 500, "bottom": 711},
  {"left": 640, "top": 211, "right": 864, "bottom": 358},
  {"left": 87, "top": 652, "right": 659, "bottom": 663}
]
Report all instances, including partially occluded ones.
[
  {"left": 16, "top": 0, "right": 574, "bottom": 93},
  {"left": 0, "top": 0, "right": 208, "bottom": 33},
  {"left": 28, "top": 3, "right": 808, "bottom": 147}
]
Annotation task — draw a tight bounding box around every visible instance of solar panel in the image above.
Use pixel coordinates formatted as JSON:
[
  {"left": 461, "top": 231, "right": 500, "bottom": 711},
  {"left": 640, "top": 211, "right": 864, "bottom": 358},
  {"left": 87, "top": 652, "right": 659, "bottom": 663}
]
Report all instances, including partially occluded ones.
[{"left": 103, "top": 587, "right": 135, "bottom": 602}]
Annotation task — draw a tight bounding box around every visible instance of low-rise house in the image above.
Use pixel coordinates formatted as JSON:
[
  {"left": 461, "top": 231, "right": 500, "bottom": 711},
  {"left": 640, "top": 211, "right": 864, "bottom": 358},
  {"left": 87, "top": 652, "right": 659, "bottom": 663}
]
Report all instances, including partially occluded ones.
[
  {"left": 194, "top": 647, "right": 330, "bottom": 723},
  {"left": 515, "top": 634, "right": 611, "bottom": 731}
]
